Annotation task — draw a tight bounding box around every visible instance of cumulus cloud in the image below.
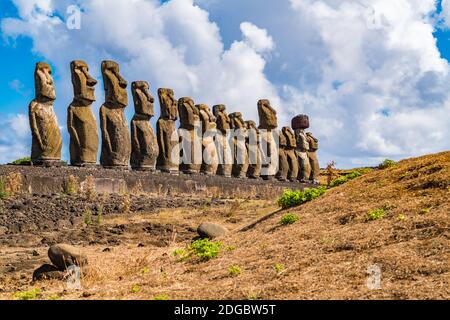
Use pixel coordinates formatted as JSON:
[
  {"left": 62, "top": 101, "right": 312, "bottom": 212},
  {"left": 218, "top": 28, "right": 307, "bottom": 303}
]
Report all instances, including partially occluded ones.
[
  {"left": 1, "top": 0, "right": 449, "bottom": 167},
  {"left": 0, "top": 113, "right": 30, "bottom": 163}
]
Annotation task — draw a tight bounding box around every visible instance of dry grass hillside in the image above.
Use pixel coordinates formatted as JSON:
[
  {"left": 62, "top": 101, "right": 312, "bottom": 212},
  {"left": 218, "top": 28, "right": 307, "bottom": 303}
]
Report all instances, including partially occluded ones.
[{"left": 1, "top": 151, "right": 448, "bottom": 300}]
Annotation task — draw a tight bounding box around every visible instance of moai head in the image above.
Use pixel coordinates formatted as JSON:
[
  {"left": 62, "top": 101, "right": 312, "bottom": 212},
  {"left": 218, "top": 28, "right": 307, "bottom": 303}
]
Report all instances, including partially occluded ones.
[
  {"left": 282, "top": 126, "right": 297, "bottom": 149},
  {"left": 34, "top": 62, "right": 56, "bottom": 101},
  {"left": 246, "top": 120, "right": 259, "bottom": 132},
  {"left": 229, "top": 112, "right": 246, "bottom": 130},
  {"left": 158, "top": 88, "right": 178, "bottom": 120},
  {"left": 101, "top": 60, "right": 128, "bottom": 107},
  {"left": 197, "top": 104, "right": 216, "bottom": 133},
  {"left": 306, "top": 132, "right": 319, "bottom": 151},
  {"left": 71, "top": 60, "right": 97, "bottom": 105},
  {"left": 178, "top": 97, "right": 199, "bottom": 129},
  {"left": 257, "top": 99, "right": 278, "bottom": 130},
  {"left": 213, "top": 104, "right": 231, "bottom": 133},
  {"left": 132, "top": 81, "right": 155, "bottom": 117}
]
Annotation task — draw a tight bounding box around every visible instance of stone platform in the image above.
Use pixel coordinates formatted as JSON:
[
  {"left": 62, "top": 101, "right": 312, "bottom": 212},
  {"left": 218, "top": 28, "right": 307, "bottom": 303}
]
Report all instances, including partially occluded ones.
[{"left": 0, "top": 165, "right": 311, "bottom": 199}]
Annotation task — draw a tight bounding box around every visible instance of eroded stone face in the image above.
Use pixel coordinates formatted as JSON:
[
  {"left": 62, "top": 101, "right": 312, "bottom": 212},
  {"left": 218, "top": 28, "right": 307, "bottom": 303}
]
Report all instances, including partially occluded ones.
[
  {"left": 295, "top": 129, "right": 311, "bottom": 181},
  {"left": 246, "top": 120, "right": 262, "bottom": 179},
  {"left": 257, "top": 99, "right": 278, "bottom": 130},
  {"left": 178, "top": 97, "right": 201, "bottom": 174},
  {"left": 158, "top": 88, "right": 178, "bottom": 120},
  {"left": 29, "top": 62, "right": 62, "bottom": 165},
  {"left": 101, "top": 60, "right": 128, "bottom": 107},
  {"left": 282, "top": 127, "right": 298, "bottom": 182},
  {"left": 132, "top": 81, "right": 154, "bottom": 117},
  {"left": 130, "top": 81, "right": 158, "bottom": 171},
  {"left": 156, "top": 88, "right": 179, "bottom": 173},
  {"left": 68, "top": 60, "right": 99, "bottom": 166},
  {"left": 71, "top": 60, "right": 97, "bottom": 105},
  {"left": 213, "top": 104, "right": 231, "bottom": 133},
  {"left": 178, "top": 97, "right": 200, "bottom": 130},
  {"left": 99, "top": 60, "right": 131, "bottom": 168},
  {"left": 307, "top": 132, "right": 320, "bottom": 182}
]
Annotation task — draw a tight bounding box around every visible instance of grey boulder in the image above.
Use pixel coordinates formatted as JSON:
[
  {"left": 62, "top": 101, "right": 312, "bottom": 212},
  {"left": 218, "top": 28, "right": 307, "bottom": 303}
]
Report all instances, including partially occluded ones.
[
  {"left": 48, "top": 244, "right": 88, "bottom": 270},
  {"left": 197, "top": 222, "right": 229, "bottom": 239}
]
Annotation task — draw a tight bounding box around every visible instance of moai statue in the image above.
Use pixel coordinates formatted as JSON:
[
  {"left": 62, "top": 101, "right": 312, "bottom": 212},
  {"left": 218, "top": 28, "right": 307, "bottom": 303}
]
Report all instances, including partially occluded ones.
[
  {"left": 178, "top": 97, "right": 201, "bottom": 174},
  {"left": 130, "top": 81, "right": 159, "bottom": 171},
  {"left": 292, "top": 115, "right": 311, "bottom": 182},
  {"left": 307, "top": 132, "right": 320, "bottom": 184},
  {"left": 276, "top": 129, "right": 289, "bottom": 182},
  {"left": 99, "top": 60, "right": 131, "bottom": 169},
  {"left": 213, "top": 105, "right": 233, "bottom": 178},
  {"left": 282, "top": 127, "right": 299, "bottom": 182},
  {"left": 197, "top": 104, "right": 219, "bottom": 175},
  {"left": 29, "top": 62, "right": 63, "bottom": 166},
  {"left": 67, "top": 60, "right": 98, "bottom": 167},
  {"left": 257, "top": 99, "right": 279, "bottom": 180},
  {"left": 246, "top": 120, "right": 262, "bottom": 179},
  {"left": 229, "top": 112, "right": 249, "bottom": 178},
  {"left": 156, "top": 88, "right": 179, "bottom": 174}
]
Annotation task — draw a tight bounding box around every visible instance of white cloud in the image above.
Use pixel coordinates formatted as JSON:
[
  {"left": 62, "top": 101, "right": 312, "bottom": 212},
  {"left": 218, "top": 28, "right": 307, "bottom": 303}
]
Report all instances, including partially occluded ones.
[
  {"left": 0, "top": 113, "right": 30, "bottom": 163},
  {"left": 1, "top": 0, "right": 449, "bottom": 167}
]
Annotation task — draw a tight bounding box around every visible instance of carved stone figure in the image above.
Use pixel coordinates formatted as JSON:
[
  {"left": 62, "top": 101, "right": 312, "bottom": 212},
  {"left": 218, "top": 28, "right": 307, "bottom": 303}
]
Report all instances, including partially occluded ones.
[
  {"left": 178, "top": 97, "right": 201, "bottom": 174},
  {"left": 307, "top": 132, "right": 320, "bottom": 183},
  {"left": 197, "top": 104, "right": 219, "bottom": 175},
  {"left": 156, "top": 88, "right": 179, "bottom": 173},
  {"left": 67, "top": 60, "right": 98, "bottom": 167},
  {"left": 99, "top": 60, "right": 131, "bottom": 169},
  {"left": 292, "top": 114, "right": 312, "bottom": 182},
  {"left": 282, "top": 127, "right": 299, "bottom": 182},
  {"left": 246, "top": 120, "right": 262, "bottom": 179},
  {"left": 257, "top": 99, "right": 279, "bottom": 180},
  {"left": 229, "top": 112, "right": 249, "bottom": 178},
  {"left": 276, "top": 129, "right": 289, "bottom": 182},
  {"left": 213, "top": 105, "right": 233, "bottom": 178},
  {"left": 130, "top": 81, "right": 158, "bottom": 171},
  {"left": 29, "top": 62, "right": 63, "bottom": 166}
]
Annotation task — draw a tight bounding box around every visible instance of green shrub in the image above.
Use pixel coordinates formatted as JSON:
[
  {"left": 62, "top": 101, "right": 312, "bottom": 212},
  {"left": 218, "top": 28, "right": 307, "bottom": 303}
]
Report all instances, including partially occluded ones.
[
  {"left": 274, "top": 264, "right": 285, "bottom": 273},
  {"left": 83, "top": 209, "right": 93, "bottom": 226},
  {"left": 188, "top": 239, "right": 222, "bottom": 261},
  {"left": 366, "top": 209, "right": 386, "bottom": 221},
  {"left": 14, "top": 288, "right": 41, "bottom": 300},
  {"left": 130, "top": 285, "right": 141, "bottom": 293},
  {"left": 277, "top": 186, "right": 327, "bottom": 209},
  {"left": 378, "top": 159, "right": 396, "bottom": 169},
  {"left": 228, "top": 265, "right": 242, "bottom": 276},
  {"left": 280, "top": 214, "right": 300, "bottom": 225},
  {"left": 154, "top": 294, "right": 169, "bottom": 300},
  {"left": 330, "top": 171, "right": 363, "bottom": 188},
  {"left": 10, "top": 157, "right": 31, "bottom": 166}
]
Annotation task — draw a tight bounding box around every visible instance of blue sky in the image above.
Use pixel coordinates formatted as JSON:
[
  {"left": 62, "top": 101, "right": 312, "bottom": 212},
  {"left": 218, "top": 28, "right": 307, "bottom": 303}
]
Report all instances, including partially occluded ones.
[{"left": 1, "top": 0, "right": 449, "bottom": 167}]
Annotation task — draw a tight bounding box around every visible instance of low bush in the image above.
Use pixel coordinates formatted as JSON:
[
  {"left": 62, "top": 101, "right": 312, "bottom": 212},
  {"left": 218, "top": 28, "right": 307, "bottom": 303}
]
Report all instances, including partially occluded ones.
[
  {"left": 189, "top": 239, "right": 222, "bottom": 261},
  {"left": 10, "top": 157, "right": 31, "bottom": 166},
  {"left": 280, "top": 214, "right": 300, "bottom": 225},
  {"left": 378, "top": 159, "right": 397, "bottom": 169},
  {"left": 228, "top": 265, "right": 242, "bottom": 277},
  {"left": 277, "top": 186, "right": 327, "bottom": 209},
  {"left": 366, "top": 208, "right": 386, "bottom": 222}
]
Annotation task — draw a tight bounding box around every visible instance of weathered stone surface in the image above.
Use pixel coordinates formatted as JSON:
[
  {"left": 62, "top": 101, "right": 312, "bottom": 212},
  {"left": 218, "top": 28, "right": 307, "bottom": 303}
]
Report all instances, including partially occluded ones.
[
  {"left": 48, "top": 244, "right": 88, "bottom": 270},
  {"left": 295, "top": 128, "right": 311, "bottom": 182},
  {"left": 178, "top": 97, "right": 201, "bottom": 174},
  {"left": 99, "top": 60, "right": 131, "bottom": 169},
  {"left": 246, "top": 121, "right": 262, "bottom": 179},
  {"left": 156, "top": 88, "right": 179, "bottom": 173},
  {"left": 307, "top": 132, "right": 320, "bottom": 183},
  {"left": 229, "top": 112, "right": 249, "bottom": 178},
  {"left": 130, "top": 81, "right": 158, "bottom": 171},
  {"left": 197, "top": 104, "right": 219, "bottom": 175},
  {"left": 32, "top": 264, "right": 65, "bottom": 281},
  {"left": 257, "top": 99, "right": 278, "bottom": 130},
  {"left": 197, "top": 222, "right": 229, "bottom": 239},
  {"left": 276, "top": 129, "right": 289, "bottom": 181},
  {"left": 29, "top": 62, "right": 62, "bottom": 166},
  {"left": 68, "top": 60, "right": 99, "bottom": 167},
  {"left": 213, "top": 105, "right": 232, "bottom": 177},
  {"left": 283, "top": 127, "right": 299, "bottom": 182},
  {"left": 258, "top": 100, "right": 279, "bottom": 179}
]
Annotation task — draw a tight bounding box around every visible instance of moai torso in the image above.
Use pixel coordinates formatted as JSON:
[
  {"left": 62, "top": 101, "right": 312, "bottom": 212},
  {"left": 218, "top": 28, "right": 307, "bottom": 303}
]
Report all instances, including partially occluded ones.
[
  {"left": 197, "top": 104, "right": 218, "bottom": 175},
  {"left": 29, "top": 62, "right": 62, "bottom": 165},
  {"left": 257, "top": 99, "right": 279, "bottom": 179},
  {"left": 307, "top": 132, "right": 320, "bottom": 183},
  {"left": 276, "top": 129, "right": 289, "bottom": 181},
  {"left": 67, "top": 60, "right": 99, "bottom": 166},
  {"left": 178, "top": 97, "right": 201, "bottom": 174},
  {"left": 213, "top": 105, "right": 232, "bottom": 177},
  {"left": 230, "top": 112, "right": 249, "bottom": 178},
  {"left": 156, "top": 88, "right": 179, "bottom": 173},
  {"left": 246, "top": 120, "right": 262, "bottom": 179},
  {"left": 130, "top": 81, "right": 158, "bottom": 171},
  {"left": 292, "top": 114, "right": 312, "bottom": 182},
  {"left": 282, "top": 127, "right": 299, "bottom": 182},
  {"left": 99, "top": 60, "right": 131, "bottom": 168}
]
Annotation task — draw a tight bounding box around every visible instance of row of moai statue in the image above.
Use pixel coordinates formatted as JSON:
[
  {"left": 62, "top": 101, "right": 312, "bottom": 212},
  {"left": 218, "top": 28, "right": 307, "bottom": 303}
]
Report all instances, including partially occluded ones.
[{"left": 29, "top": 61, "right": 320, "bottom": 183}]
